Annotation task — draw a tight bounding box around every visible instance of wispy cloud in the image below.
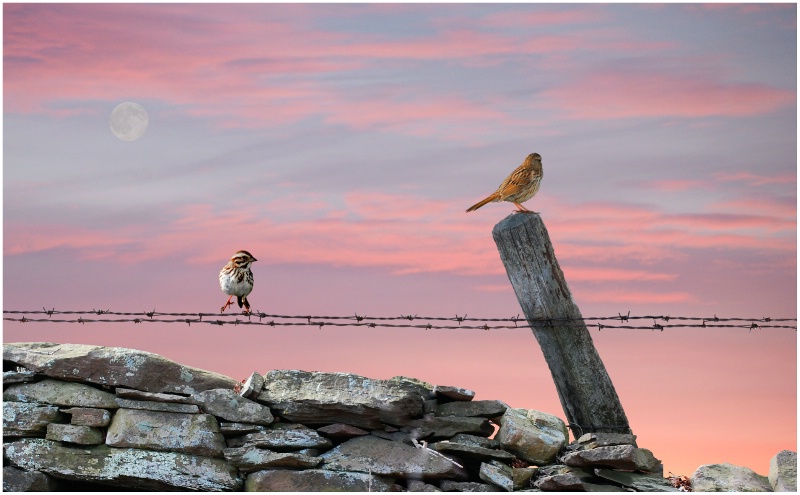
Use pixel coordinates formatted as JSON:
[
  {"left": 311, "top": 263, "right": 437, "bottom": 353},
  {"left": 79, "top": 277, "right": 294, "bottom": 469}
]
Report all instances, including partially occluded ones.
[{"left": 544, "top": 69, "right": 795, "bottom": 120}]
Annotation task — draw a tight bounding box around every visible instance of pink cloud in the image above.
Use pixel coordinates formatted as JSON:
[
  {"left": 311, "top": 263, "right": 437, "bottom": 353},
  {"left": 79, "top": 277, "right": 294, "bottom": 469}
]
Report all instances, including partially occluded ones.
[
  {"left": 575, "top": 289, "right": 692, "bottom": 305},
  {"left": 635, "top": 179, "right": 711, "bottom": 192},
  {"left": 713, "top": 171, "right": 797, "bottom": 187},
  {"left": 544, "top": 70, "right": 795, "bottom": 119},
  {"left": 562, "top": 267, "right": 677, "bottom": 282},
  {"left": 6, "top": 192, "right": 794, "bottom": 294},
  {"left": 481, "top": 7, "right": 607, "bottom": 28}
]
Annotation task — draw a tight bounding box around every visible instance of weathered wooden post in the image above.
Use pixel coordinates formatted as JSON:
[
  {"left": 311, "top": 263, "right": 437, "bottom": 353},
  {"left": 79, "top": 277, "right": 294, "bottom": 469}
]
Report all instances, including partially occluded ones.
[{"left": 492, "top": 212, "right": 630, "bottom": 438}]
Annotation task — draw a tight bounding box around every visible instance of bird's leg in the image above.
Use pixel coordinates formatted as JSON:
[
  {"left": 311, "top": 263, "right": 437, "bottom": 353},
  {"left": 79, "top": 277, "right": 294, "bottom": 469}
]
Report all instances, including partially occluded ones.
[
  {"left": 242, "top": 298, "right": 251, "bottom": 315},
  {"left": 514, "top": 203, "right": 536, "bottom": 213},
  {"left": 220, "top": 295, "right": 234, "bottom": 313}
]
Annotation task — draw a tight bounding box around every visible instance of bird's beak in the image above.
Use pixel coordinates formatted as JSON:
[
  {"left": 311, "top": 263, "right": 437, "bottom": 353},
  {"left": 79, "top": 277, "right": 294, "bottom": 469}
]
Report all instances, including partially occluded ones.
[{"left": 252, "top": 257, "right": 258, "bottom": 262}]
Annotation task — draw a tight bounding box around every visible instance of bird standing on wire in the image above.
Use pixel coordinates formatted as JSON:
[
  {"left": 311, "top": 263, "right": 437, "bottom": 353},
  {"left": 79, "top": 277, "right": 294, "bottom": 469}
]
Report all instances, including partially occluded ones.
[
  {"left": 219, "top": 250, "right": 257, "bottom": 314},
  {"left": 466, "top": 153, "right": 543, "bottom": 213}
]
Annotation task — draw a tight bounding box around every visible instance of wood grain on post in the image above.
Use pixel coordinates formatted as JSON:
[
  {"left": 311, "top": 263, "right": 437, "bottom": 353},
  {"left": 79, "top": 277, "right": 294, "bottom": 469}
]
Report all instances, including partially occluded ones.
[{"left": 492, "top": 212, "right": 630, "bottom": 438}]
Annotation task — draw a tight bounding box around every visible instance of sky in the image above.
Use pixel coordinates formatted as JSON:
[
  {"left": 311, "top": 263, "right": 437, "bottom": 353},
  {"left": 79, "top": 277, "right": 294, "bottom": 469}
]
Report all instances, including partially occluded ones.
[{"left": 3, "top": 2, "right": 797, "bottom": 479}]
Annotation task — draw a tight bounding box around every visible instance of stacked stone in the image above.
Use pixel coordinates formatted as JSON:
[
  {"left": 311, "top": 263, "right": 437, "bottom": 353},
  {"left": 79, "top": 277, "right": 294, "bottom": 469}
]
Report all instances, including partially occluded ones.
[{"left": 2, "top": 343, "right": 794, "bottom": 492}]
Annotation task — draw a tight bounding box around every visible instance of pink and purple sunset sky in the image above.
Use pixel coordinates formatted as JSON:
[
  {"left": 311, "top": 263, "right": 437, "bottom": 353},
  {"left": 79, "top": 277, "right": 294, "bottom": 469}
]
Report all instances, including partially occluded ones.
[{"left": 3, "top": 3, "right": 797, "bottom": 477}]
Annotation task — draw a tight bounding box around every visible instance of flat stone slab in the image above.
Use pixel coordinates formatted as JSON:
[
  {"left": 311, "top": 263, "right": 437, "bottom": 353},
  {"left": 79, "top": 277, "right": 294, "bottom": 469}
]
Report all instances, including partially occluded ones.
[
  {"left": 106, "top": 409, "right": 226, "bottom": 458},
  {"left": 256, "top": 370, "right": 427, "bottom": 429},
  {"left": 116, "top": 387, "right": 194, "bottom": 403},
  {"left": 595, "top": 469, "right": 677, "bottom": 491},
  {"left": 219, "top": 422, "right": 271, "bottom": 437},
  {"left": 226, "top": 426, "right": 334, "bottom": 451},
  {"left": 432, "top": 441, "right": 516, "bottom": 464},
  {"left": 317, "top": 423, "right": 371, "bottom": 439},
  {"left": 223, "top": 446, "right": 321, "bottom": 472},
  {"left": 46, "top": 424, "right": 104, "bottom": 445},
  {"left": 191, "top": 388, "right": 274, "bottom": 425},
  {"left": 4, "top": 438, "right": 241, "bottom": 491},
  {"left": 3, "top": 402, "right": 64, "bottom": 437},
  {"left": 3, "top": 466, "right": 59, "bottom": 492},
  {"left": 62, "top": 407, "right": 112, "bottom": 427},
  {"left": 116, "top": 398, "right": 201, "bottom": 413},
  {"left": 439, "top": 480, "right": 498, "bottom": 492},
  {"left": 574, "top": 432, "right": 637, "bottom": 450},
  {"left": 321, "top": 435, "right": 468, "bottom": 480},
  {"left": 564, "top": 444, "right": 661, "bottom": 472},
  {"left": 3, "top": 369, "right": 36, "bottom": 385},
  {"left": 4, "top": 379, "right": 118, "bottom": 408},
  {"left": 404, "top": 416, "right": 494, "bottom": 440},
  {"left": 245, "top": 468, "right": 396, "bottom": 492},
  {"left": 436, "top": 400, "right": 507, "bottom": 418},
  {"left": 3, "top": 342, "right": 238, "bottom": 395},
  {"left": 434, "top": 386, "right": 476, "bottom": 402}
]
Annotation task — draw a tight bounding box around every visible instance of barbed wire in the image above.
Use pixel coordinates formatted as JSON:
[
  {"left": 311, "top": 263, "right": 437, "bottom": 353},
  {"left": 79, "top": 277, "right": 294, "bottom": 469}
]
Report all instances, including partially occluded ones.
[{"left": 2, "top": 309, "right": 796, "bottom": 331}]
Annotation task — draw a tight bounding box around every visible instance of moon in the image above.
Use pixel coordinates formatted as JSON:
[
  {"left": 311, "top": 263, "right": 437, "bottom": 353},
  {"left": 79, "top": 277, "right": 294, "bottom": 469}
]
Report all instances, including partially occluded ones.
[{"left": 110, "top": 102, "right": 149, "bottom": 141}]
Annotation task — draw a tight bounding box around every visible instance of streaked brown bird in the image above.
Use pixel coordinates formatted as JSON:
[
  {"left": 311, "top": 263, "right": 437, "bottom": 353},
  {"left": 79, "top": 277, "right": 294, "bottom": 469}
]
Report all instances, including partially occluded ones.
[
  {"left": 466, "top": 153, "right": 543, "bottom": 213},
  {"left": 219, "top": 250, "right": 257, "bottom": 314}
]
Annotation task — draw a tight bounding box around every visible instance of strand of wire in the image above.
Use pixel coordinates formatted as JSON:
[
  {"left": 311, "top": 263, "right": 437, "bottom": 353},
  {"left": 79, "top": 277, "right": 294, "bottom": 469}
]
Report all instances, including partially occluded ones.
[{"left": 3, "top": 309, "right": 796, "bottom": 331}]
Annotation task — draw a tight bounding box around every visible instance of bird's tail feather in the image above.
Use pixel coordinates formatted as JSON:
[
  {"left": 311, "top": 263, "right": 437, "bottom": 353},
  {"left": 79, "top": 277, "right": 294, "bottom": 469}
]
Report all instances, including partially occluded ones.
[{"left": 466, "top": 194, "right": 498, "bottom": 212}]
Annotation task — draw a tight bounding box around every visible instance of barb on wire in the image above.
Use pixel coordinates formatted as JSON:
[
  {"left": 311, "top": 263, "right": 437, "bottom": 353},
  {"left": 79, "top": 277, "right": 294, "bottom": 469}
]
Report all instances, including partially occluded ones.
[{"left": 2, "top": 309, "right": 796, "bottom": 331}]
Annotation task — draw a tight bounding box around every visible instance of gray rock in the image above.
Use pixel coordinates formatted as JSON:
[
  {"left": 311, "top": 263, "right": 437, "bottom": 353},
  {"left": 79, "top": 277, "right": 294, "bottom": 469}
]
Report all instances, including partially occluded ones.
[
  {"left": 4, "top": 379, "right": 118, "bottom": 408},
  {"left": 536, "top": 473, "right": 622, "bottom": 492},
  {"left": 219, "top": 422, "right": 271, "bottom": 436},
  {"left": 440, "top": 480, "right": 499, "bottom": 492},
  {"left": 3, "top": 369, "right": 36, "bottom": 385},
  {"left": 479, "top": 462, "right": 514, "bottom": 491},
  {"left": 691, "top": 462, "right": 772, "bottom": 492},
  {"left": 46, "top": 423, "right": 104, "bottom": 445},
  {"left": 3, "top": 402, "right": 64, "bottom": 437},
  {"left": 408, "top": 479, "right": 443, "bottom": 491},
  {"left": 450, "top": 434, "right": 501, "bottom": 450},
  {"left": 239, "top": 371, "right": 265, "bottom": 399},
  {"left": 62, "top": 407, "right": 111, "bottom": 427},
  {"left": 404, "top": 415, "right": 494, "bottom": 440},
  {"left": 3, "top": 466, "right": 59, "bottom": 491},
  {"left": 431, "top": 441, "right": 515, "bottom": 464},
  {"left": 116, "top": 397, "right": 201, "bottom": 413},
  {"left": 770, "top": 450, "right": 797, "bottom": 491},
  {"left": 225, "top": 426, "right": 334, "bottom": 451},
  {"left": 256, "top": 369, "right": 427, "bottom": 429},
  {"left": 116, "top": 387, "right": 194, "bottom": 403},
  {"left": 245, "top": 468, "right": 395, "bottom": 491},
  {"left": 595, "top": 468, "right": 678, "bottom": 491},
  {"left": 478, "top": 462, "right": 534, "bottom": 491},
  {"left": 497, "top": 408, "right": 567, "bottom": 465},
  {"left": 3, "top": 342, "right": 237, "bottom": 394},
  {"left": 534, "top": 465, "right": 599, "bottom": 491},
  {"left": 4, "top": 438, "right": 241, "bottom": 491},
  {"left": 321, "top": 435, "right": 468, "bottom": 480},
  {"left": 574, "top": 432, "right": 637, "bottom": 450},
  {"left": 106, "top": 408, "right": 226, "bottom": 458},
  {"left": 437, "top": 400, "right": 507, "bottom": 418},
  {"left": 317, "top": 423, "right": 371, "bottom": 439},
  {"left": 222, "top": 446, "right": 321, "bottom": 472},
  {"left": 191, "top": 388, "right": 274, "bottom": 425},
  {"left": 435, "top": 385, "right": 476, "bottom": 402},
  {"left": 564, "top": 444, "right": 661, "bottom": 472}
]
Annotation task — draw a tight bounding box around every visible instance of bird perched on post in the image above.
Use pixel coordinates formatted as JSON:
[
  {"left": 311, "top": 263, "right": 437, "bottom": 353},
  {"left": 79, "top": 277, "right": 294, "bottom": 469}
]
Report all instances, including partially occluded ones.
[
  {"left": 219, "top": 250, "right": 257, "bottom": 314},
  {"left": 466, "top": 153, "right": 543, "bottom": 213}
]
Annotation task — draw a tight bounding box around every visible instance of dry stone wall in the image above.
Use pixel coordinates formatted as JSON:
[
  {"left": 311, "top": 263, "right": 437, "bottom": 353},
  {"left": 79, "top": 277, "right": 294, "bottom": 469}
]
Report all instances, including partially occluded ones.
[{"left": 2, "top": 342, "right": 793, "bottom": 492}]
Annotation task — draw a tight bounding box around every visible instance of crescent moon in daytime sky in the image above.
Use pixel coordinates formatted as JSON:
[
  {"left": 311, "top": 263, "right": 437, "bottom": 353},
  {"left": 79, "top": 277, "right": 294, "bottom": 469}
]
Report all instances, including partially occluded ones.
[{"left": 110, "top": 102, "right": 149, "bottom": 141}]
